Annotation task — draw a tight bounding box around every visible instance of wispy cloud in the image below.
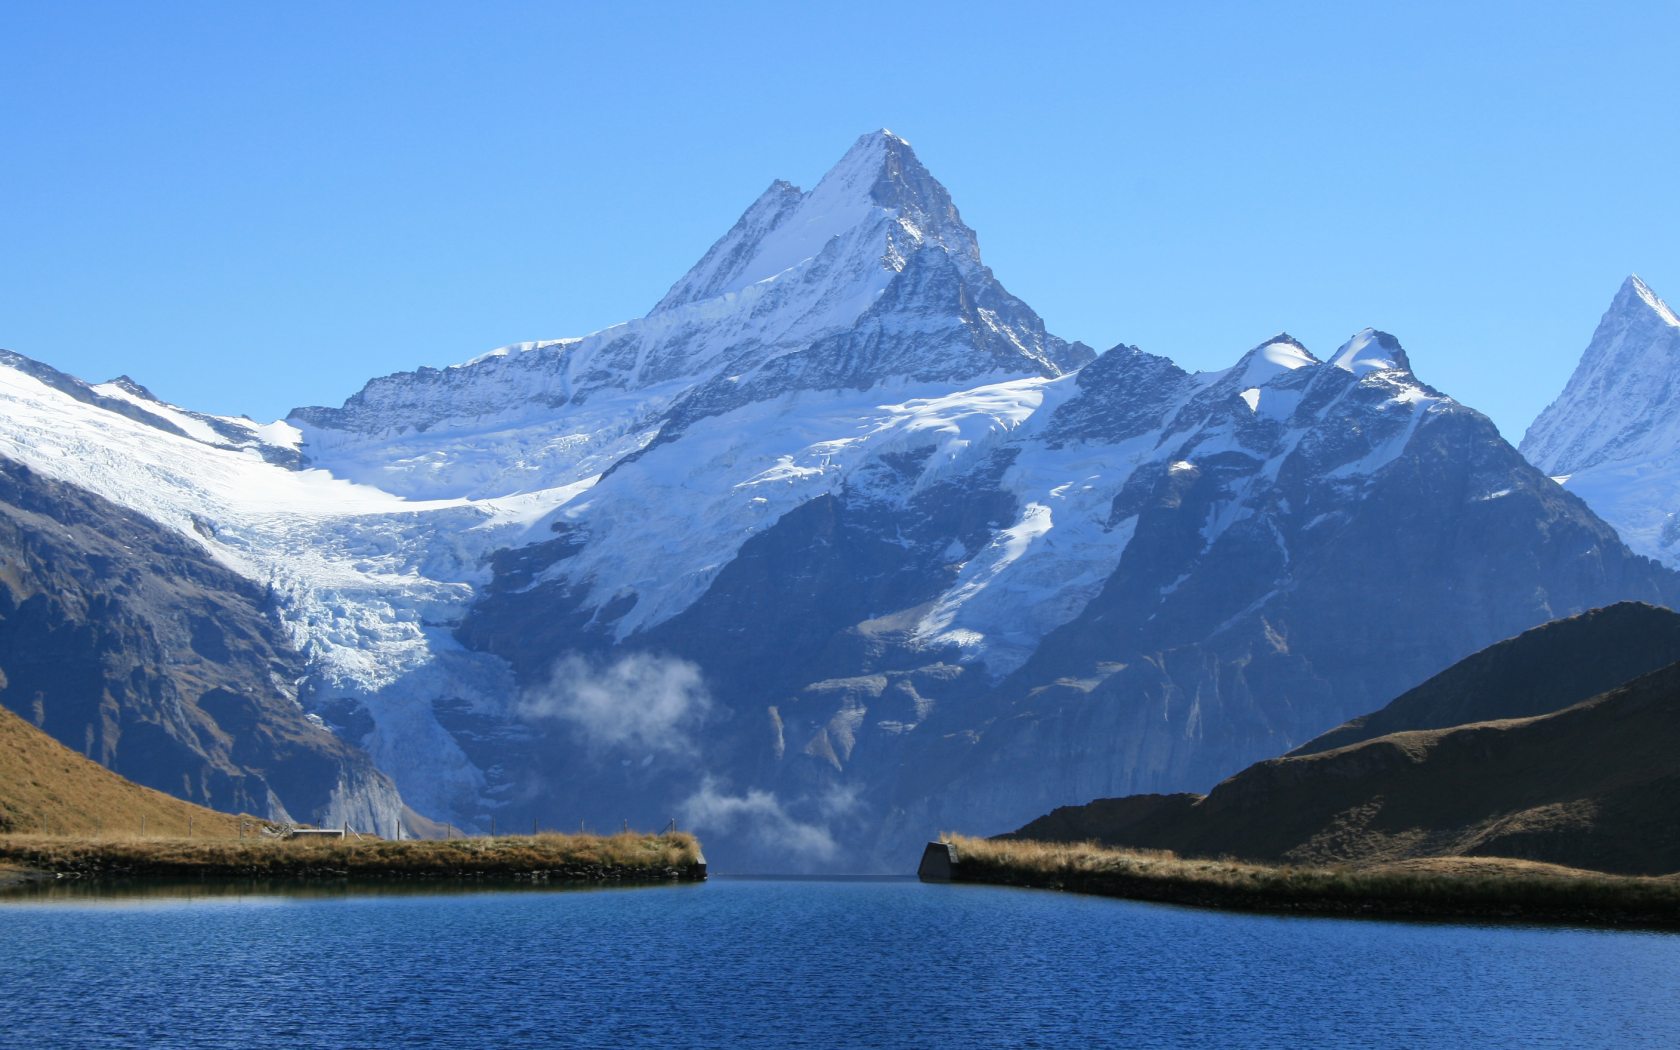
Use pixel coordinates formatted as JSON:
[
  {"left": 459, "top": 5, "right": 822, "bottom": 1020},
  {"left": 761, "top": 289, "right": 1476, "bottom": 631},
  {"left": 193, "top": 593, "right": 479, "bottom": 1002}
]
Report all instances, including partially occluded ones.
[
  {"left": 518, "top": 652, "right": 712, "bottom": 756},
  {"left": 678, "top": 777, "right": 839, "bottom": 861}
]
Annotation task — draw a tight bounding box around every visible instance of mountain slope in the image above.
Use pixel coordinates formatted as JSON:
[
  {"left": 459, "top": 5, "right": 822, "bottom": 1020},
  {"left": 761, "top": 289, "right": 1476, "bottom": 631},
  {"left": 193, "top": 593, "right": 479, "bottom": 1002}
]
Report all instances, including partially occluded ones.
[
  {"left": 1521, "top": 276, "right": 1680, "bottom": 567},
  {"left": 863, "top": 337, "right": 1679, "bottom": 860},
  {"left": 0, "top": 704, "right": 246, "bottom": 836},
  {"left": 1293, "top": 601, "right": 1680, "bottom": 755},
  {"left": 0, "top": 455, "right": 404, "bottom": 830},
  {"left": 1009, "top": 658, "right": 1680, "bottom": 876}
]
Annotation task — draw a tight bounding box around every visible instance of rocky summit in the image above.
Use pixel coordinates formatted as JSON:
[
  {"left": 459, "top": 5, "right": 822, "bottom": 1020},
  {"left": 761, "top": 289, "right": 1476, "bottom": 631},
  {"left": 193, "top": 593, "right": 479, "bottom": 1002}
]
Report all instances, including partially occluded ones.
[{"left": 0, "top": 132, "right": 1673, "bottom": 869}]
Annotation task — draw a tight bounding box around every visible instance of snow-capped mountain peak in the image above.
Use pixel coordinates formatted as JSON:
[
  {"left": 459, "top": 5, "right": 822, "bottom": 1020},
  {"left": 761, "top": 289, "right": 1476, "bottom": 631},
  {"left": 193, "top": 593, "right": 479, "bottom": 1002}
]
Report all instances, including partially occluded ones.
[
  {"left": 291, "top": 131, "right": 1085, "bottom": 497},
  {"left": 651, "top": 129, "right": 977, "bottom": 314},
  {"left": 1229, "top": 334, "right": 1318, "bottom": 387},
  {"left": 1330, "top": 328, "right": 1412, "bottom": 377},
  {"left": 1518, "top": 275, "right": 1680, "bottom": 568},
  {"left": 1622, "top": 273, "right": 1680, "bottom": 328},
  {"left": 1522, "top": 274, "right": 1680, "bottom": 478}
]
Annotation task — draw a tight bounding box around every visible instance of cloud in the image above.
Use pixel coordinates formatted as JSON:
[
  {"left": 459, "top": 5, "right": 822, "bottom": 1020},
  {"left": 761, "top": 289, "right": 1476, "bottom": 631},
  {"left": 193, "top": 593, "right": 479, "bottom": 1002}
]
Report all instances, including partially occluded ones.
[
  {"left": 678, "top": 777, "right": 839, "bottom": 862},
  {"left": 519, "top": 652, "right": 712, "bottom": 756}
]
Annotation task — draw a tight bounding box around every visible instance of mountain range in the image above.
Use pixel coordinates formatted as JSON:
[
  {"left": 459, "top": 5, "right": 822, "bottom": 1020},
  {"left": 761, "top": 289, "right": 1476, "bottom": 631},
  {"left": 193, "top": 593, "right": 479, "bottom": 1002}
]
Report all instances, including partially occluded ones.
[{"left": 0, "top": 131, "right": 1674, "bottom": 870}]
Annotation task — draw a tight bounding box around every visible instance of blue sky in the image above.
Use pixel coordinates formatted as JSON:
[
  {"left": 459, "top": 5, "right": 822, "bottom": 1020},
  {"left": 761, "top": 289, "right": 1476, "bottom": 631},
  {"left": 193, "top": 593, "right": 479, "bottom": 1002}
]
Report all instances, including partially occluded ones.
[{"left": 2, "top": 2, "right": 1675, "bottom": 440}]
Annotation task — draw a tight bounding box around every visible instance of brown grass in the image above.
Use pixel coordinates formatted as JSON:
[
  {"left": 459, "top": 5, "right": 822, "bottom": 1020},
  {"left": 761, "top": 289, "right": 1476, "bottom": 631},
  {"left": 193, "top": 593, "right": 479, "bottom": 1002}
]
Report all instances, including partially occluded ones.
[
  {"left": 0, "top": 705, "right": 248, "bottom": 837},
  {"left": 0, "top": 831, "right": 704, "bottom": 883},
  {"left": 942, "top": 834, "right": 1680, "bottom": 928}
]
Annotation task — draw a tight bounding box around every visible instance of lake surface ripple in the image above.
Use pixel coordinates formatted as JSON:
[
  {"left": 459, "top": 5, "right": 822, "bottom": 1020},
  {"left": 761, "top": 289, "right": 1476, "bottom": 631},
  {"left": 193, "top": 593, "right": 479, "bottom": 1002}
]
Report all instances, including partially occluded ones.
[{"left": 2, "top": 875, "right": 1676, "bottom": 1048}]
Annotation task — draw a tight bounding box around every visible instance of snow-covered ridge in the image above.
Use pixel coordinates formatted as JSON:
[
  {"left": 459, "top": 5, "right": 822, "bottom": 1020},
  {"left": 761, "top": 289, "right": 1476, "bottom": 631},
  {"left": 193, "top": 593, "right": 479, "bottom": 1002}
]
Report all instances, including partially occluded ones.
[{"left": 517, "top": 326, "right": 1454, "bottom": 672}]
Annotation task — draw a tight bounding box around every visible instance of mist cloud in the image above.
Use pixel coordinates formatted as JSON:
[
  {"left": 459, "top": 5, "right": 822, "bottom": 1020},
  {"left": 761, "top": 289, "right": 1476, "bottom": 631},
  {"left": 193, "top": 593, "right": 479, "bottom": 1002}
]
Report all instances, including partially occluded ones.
[
  {"left": 519, "top": 652, "right": 712, "bottom": 756},
  {"left": 679, "top": 777, "right": 839, "bottom": 861}
]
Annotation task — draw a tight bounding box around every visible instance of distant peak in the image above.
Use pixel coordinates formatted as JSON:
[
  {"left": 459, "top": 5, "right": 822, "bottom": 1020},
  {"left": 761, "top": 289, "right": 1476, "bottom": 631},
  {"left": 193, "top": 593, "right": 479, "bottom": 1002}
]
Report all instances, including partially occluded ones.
[
  {"left": 109, "top": 375, "right": 162, "bottom": 401},
  {"left": 817, "top": 128, "right": 961, "bottom": 224},
  {"left": 851, "top": 128, "right": 912, "bottom": 150},
  {"left": 1224, "top": 335, "right": 1318, "bottom": 389},
  {"left": 1239, "top": 334, "right": 1318, "bottom": 363},
  {"left": 1615, "top": 274, "right": 1679, "bottom": 328},
  {"left": 1330, "top": 328, "right": 1411, "bottom": 377},
  {"left": 650, "top": 130, "right": 978, "bottom": 314}
]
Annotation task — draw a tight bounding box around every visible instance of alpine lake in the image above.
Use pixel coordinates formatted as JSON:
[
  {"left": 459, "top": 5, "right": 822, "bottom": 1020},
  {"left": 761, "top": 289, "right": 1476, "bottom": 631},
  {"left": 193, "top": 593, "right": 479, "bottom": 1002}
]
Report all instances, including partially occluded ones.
[{"left": 3, "top": 873, "right": 1677, "bottom": 1048}]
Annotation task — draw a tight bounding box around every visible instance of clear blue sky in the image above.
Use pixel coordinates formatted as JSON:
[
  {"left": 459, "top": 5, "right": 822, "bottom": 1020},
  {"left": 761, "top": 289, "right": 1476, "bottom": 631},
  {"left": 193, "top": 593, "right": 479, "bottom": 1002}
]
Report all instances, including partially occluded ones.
[{"left": 3, "top": 2, "right": 1676, "bottom": 440}]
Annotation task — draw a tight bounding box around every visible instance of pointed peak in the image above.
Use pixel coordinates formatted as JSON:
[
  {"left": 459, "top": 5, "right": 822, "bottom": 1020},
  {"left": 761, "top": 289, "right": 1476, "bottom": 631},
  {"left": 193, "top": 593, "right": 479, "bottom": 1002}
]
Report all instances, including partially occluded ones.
[
  {"left": 1262, "top": 332, "right": 1308, "bottom": 352},
  {"left": 108, "top": 375, "right": 162, "bottom": 401},
  {"left": 651, "top": 131, "right": 978, "bottom": 314},
  {"left": 1330, "top": 328, "right": 1411, "bottom": 377},
  {"left": 1240, "top": 334, "right": 1318, "bottom": 364},
  {"left": 813, "top": 129, "right": 960, "bottom": 218},
  {"left": 1222, "top": 335, "right": 1318, "bottom": 390},
  {"left": 847, "top": 128, "right": 913, "bottom": 153},
  {"left": 1614, "top": 274, "right": 1679, "bottom": 328}
]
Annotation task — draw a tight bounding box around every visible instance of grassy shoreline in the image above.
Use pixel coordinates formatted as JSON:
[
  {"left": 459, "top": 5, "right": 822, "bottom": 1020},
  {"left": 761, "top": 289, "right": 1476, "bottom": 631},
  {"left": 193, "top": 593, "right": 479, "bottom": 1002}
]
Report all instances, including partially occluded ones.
[
  {"left": 934, "top": 835, "right": 1680, "bottom": 929},
  {"left": 0, "top": 832, "right": 706, "bottom": 887}
]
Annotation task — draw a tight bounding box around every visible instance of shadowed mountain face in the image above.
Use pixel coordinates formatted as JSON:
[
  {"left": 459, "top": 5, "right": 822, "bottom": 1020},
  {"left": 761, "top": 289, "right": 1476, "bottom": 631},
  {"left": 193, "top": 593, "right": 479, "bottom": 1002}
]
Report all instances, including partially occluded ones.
[
  {"left": 1293, "top": 601, "right": 1680, "bottom": 755},
  {"left": 0, "top": 133, "right": 1677, "bottom": 870},
  {"left": 1009, "top": 611, "right": 1680, "bottom": 876},
  {"left": 0, "top": 458, "right": 403, "bottom": 831}
]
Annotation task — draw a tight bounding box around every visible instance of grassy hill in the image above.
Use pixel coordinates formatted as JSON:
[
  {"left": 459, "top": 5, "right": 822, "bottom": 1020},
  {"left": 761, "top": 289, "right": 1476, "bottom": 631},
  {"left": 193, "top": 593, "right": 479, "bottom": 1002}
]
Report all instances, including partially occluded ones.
[
  {"left": 0, "top": 703, "right": 246, "bottom": 837},
  {"left": 1008, "top": 657, "right": 1680, "bottom": 876},
  {"left": 1292, "top": 601, "right": 1680, "bottom": 755}
]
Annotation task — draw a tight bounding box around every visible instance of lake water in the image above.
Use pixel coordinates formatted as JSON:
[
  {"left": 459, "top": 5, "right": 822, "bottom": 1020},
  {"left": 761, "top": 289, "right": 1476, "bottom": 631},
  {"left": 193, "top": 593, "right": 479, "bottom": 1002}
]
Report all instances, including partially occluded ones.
[{"left": 3, "top": 876, "right": 1677, "bottom": 1048}]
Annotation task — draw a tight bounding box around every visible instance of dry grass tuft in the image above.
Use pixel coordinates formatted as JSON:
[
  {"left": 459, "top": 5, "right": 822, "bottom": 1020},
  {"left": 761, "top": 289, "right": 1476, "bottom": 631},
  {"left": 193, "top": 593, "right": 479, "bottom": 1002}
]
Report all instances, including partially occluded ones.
[
  {"left": 942, "top": 834, "right": 1680, "bottom": 927},
  {"left": 0, "top": 831, "right": 704, "bottom": 883}
]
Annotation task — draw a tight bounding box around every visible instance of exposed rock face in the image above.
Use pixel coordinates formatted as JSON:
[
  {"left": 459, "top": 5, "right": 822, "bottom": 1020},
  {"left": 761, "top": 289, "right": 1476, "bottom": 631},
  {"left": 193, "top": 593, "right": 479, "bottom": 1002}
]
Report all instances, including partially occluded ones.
[
  {"left": 1521, "top": 276, "right": 1680, "bottom": 567},
  {"left": 0, "top": 133, "right": 1675, "bottom": 869},
  {"left": 0, "top": 458, "right": 403, "bottom": 831}
]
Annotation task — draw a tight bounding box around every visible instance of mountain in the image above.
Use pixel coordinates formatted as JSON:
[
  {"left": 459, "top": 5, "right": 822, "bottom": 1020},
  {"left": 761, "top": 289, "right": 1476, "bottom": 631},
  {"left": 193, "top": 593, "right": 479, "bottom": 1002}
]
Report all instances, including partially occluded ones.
[
  {"left": 0, "top": 449, "right": 404, "bottom": 833},
  {"left": 0, "top": 703, "right": 247, "bottom": 837},
  {"left": 1008, "top": 630, "right": 1680, "bottom": 876},
  {"left": 0, "top": 131, "right": 1674, "bottom": 869},
  {"left": 1292, "top": 602, "right": 1680, "bottom": 755},
  {"left": 1521, "top": 276, "right": 1680, "bottom": 566}
]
